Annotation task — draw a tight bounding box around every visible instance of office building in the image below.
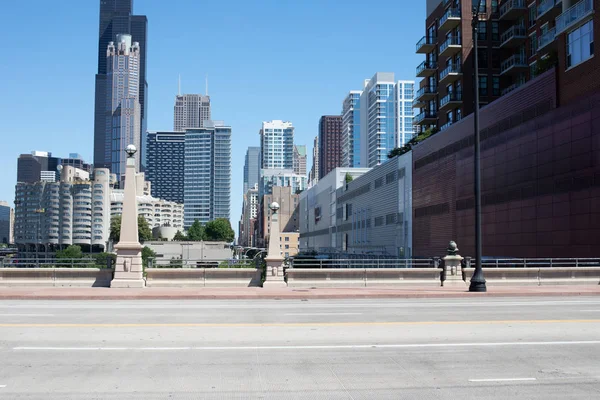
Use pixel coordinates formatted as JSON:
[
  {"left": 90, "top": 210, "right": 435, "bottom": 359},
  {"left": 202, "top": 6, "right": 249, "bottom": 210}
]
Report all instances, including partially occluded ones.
[
  {"left": 17, "top": 152, "right": 60, "bottom": 183},
  {"left": 239, "top": 185, "right": 259, "bottom": 247},
  {"left": 341, "top": 91, "right": 362, "bottom": 168},
  {"left": 318, "top": 115, "right": 343, "bottom": 179},
  {"left": 94, "top": 0, "right": 147, "bottom": 169},
  {"left": 184, "top": 121, "right": 231, "bottom": 227},
  {"left": 14, "top": 166, "right": 113, "bottom": 256},
  {"left": 174, "top": 94, "right": 211, "bottom": 131},
  {"left": 309, "top": 136, "right": 319, "bottom": 186},
  {"left": 104, "top": 34, "right": 142, "bottom": 178},
  {"left": 259, "top": 120, "right": 294, "bottom": 169},
  {"left": 395, "top": 81, "right": 416, "bottom": 146},
  {"left": 243, "top": 147, "right": 261, "bottom": 193},
  {"left": 146, "top": 131, "right": 185, "bottom": 203},
  {"left": 298, "top": 168, "right": 371, "bottom": 252},
  {"left": 61, "top": 154, "right": 92, "bottom": 174},
  {"left": 0, "top": 201, "right": 12, "bottom": 245},
  {"left": 259, "top": 169, "right": 307, "bottom": 198},
  {"left": 293, "top": 145, "right": 307, "bottom": 176},
  {"left": 280, "top": 232, "right": 299, "bottom": 258},
  {"left": 256, "top": 186, "right": 301, "bottom": 248}
]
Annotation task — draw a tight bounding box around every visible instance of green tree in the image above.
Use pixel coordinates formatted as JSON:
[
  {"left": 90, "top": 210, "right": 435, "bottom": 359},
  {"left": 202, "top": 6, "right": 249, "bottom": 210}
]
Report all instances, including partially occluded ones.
[
  {"left": 388, "top": 127, "right": 439, "bottom": 159},
  {"left": 345, "top": 173, "right": 353, "bottom": 184},
  {"left": 92, "top": 252, "right": 117, "bottom": 268},
  {"left": 187, "top": 220, "right": 206, "bottom": 241},
  {"left": 109, "top": 215, "right": 153, "bottom": 243},
  {"left": 56, "top": 245, "right": 83, "bottom": 259},
  {"left": 141, "top": 246, "right": 156, "bottom": 268},
  {"left": 205, "top": 218, "right": 235, "bottom": 242},
  {"left": 173, "top": 230, "right": 187, "bottom": 241}
]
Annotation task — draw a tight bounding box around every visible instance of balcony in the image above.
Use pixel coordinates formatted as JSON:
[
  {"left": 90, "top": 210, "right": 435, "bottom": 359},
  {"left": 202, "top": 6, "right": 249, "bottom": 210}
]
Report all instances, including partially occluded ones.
[
  {"left": 439, "top": 36, "right": 462, "bottom": 57},
  {"left": 556, "top": 0, "right": 593, "bottom": 35},
  {"left": 439, "top": 8, "right": 461, "bottom": 31},
  {"left": 416, "top": 60, "right": 438, "bottom": 77},
  {"left": 538, "top": 27, "right": 557, "bottom": 52},
  {"left": 439, "top": 64, "right": 462, "bottom": 84},
  {"left": 440, "top": 90, "right": 463, "bottom": 111},
  {"left": 499, "top": 0, "right": 527, "bottom": 20},
  {"left": 414, "top": 110, "right": 438, "bottom": 125},
  {"left": 500, "top": 25, "right": 527, "bottom": 48},
  {"left": 500, "top": 54, "right": 528, "bottom": 75},
  {"left": 537, "top": 0, "right": 562, "bottom": 21},
  {"left": 416, "top": 36, "right": 437, "bottom": 53},
  {"left": 412, "top": 86, "right": 438, "bottom": 108}
]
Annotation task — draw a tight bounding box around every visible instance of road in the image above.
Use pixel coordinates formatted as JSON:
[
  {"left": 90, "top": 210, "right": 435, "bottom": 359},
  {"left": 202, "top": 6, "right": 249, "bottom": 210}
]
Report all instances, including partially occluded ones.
[{"left": 0, "top": 297, "right": 599, "bottom": 399}]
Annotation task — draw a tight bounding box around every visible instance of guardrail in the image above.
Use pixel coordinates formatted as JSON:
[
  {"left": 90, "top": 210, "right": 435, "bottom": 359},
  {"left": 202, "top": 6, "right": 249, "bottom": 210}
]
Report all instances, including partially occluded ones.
[
  {"left": 0, "top": 268, "right": 113, "bottom": 287},
  {"left": 0, "top": 258, "right": 109, "bottom": 268},
  {"left": 145, "top": 268, "right": 262, "bottom": 287},
  {"left": 290, "top": 258, "right": 435, "bottom": 269},
  {"left": 480, "top": 258, "right": 600, "bottom": 268},
  {"left": 150, "top": 258, "right": 258, "bottom": 269}
]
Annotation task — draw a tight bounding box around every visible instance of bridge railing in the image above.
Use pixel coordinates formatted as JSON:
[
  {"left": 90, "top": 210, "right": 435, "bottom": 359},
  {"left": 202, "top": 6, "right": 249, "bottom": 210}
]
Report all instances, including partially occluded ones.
[
  {"left": 0, "top": 258, "right": 105, "bottom": 268},
  {"left": 289, "top": 258, "right": 436, "bottom": 269},
  {"left": 480, "top": 258, "right": 600, "bottom": 268}
]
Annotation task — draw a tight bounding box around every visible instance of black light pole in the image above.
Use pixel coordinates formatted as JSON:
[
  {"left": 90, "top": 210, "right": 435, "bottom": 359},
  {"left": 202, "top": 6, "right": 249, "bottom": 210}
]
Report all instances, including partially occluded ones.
[{"left": 469, "top": 3, "right": 487, "bottom": 292}]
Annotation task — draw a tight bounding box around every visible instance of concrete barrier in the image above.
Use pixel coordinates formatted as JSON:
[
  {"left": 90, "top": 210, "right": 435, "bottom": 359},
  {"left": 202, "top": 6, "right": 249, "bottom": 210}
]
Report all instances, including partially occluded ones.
[
  {"left": 462, "top": 267, "right": 600, "bottom": 286},
  {"left": 365, "top": 268, "right": 440, "bottom": 287},
  {"left": 539, "top": 267, "right": 600, "bottom": 285},
  {"left": 286, "top": 268, "right": 441, "bottom": 288},
  {"left": 0, "top": 268, "right": 113, "bottom": 287},
  {"left": 462, "top": 268, "right": 541, "bottom": 286},
  {"left": 145, "top": 268, "right": 261, "bottom": 287}
]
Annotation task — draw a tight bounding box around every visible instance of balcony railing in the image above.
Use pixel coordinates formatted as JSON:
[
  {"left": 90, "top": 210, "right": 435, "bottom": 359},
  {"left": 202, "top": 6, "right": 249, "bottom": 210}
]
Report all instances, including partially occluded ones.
[
  {"left": 538, "top": 27, "right": 557, "bottom": 51},
  {"left": 556, "top": 0, "right": 593, "bottom": 34},
  {"left": 439, "top": 8, "right": 461, "bottom": 29},
  {"left": 414, "top": 110, "right": 438, "bottom": 124},
  {"left": 415, "top": 85, "right": 438, "bottom": 99},
  {"left": 416, "top": 60, "right": 438, "bottom": 77},
  {"left": 500, "top": 0, "right": 527, "bottom": 19},
  {"left": 500, "top": 25, "right": 527, "bottom": 46},
  {"left": 416, "top": 36, "right": 437, "bottom": 53},
  {"left": 439, "top": 63, "right": 462, "bottom": 81},
  {"left": 439, "top": 36, "right": 462, "bottom": 56},
  {"left": 537, "top": 0, "right": 562, "bottom": 19},
  {"left": 440, "top": 90, "right": 463, "bottom": 108},
  {"left": 500, "top": 54, "right": 528, "bottom": 74}
]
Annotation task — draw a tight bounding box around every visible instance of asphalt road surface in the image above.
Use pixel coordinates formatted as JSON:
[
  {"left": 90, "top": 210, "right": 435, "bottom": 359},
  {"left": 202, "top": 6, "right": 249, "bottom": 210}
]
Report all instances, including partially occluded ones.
[{"left": 1, "top": 297, "right": 600, "bottom": 399}]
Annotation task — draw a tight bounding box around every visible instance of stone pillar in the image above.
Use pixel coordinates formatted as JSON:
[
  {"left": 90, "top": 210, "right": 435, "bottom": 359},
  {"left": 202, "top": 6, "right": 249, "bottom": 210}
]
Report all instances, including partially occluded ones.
[
  {"left": 441, "top": 241, "right": 467, "bottom": 287},
  {"left": 263, "top": 202, "right": 286, "bottom": 288},
  {"left": 111, "top": 145, "right": 145, "bottom": 288}
]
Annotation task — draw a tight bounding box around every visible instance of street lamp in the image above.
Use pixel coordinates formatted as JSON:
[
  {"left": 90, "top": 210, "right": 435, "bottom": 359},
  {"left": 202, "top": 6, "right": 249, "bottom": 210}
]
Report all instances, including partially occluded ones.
[{"left": 469, "top": 1, "right": 487, "bottom": 292}]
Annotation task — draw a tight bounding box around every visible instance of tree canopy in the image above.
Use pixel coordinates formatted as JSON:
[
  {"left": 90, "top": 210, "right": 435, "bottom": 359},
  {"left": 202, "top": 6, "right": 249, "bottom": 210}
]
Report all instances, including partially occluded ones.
[
  {"left": 388, "top": 127, "right": 439, "bottom": 159},
  {"left": 345, "top": 173, "right": 353, "bottom": 184},
  {"left": 187, "top": 220, "right": 206, "bottom": 241},
  {"left": 56, "top": 245, "right": 83, "bottom": 259},
  {"left": 173, "top": 230, "right": 187, "bottom": 241},
  {"left": 110, "top": 215, "right": 153, "bottom": 243},
  {"left": 205, "top": 218, "right": 235, "bottom": 242}
]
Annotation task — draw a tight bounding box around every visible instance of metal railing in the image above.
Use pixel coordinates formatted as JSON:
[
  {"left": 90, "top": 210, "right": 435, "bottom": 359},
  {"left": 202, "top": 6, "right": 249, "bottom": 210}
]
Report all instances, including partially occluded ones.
[
  {"left": 537, "top": 0, "right": 561, "bottom": 19},
  {"left": 414, "top": 110, "right": 438, "bottom": 124},
  {"left": 439, "top": 36, "right": 461, "bottom": 54},
  {"left": 440, "top": 63, "right": 462, "bottom": 81},
  {"left": 500, "top": 25, "right": 527, "bottom": 45},
  {"left": 500, "top": 0, "right": 527, "bottom": 18},
  {"left": 500, "top": 54, "right": 527, "bottom": 73},
  {"left": 0, "top": 258, "right": 108, "bottom": 268},
  {"left": 480, "top": 258, "right": 600, "bottom": 268},
  {"left": 416, "top": 36, "right": 437, "bottom": 52},
  {"left": 538, "top": 27, "right": 557, "bottom": 50},
  {"left": 150, "top": 258, "right": 259, "bottom": 269},
  {"left": 416, "top": 60, "right": 437, "bottom": 76},
  {"left": 556, "top": 0, "right": 593, "bottom": 34},
  {"left": 290, "top": 258, "right": 436, "bottom": 269},
  {"left": 440, "top": 90, "right": 463, "bottom": 108},
  {"left": 439, "top": 8, "right": 461, "bottom": 28}
]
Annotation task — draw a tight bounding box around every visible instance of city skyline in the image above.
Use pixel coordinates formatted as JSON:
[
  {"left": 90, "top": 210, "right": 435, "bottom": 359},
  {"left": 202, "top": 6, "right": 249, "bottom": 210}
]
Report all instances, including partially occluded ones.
[{"left": 0, "top": 0, "right": 424, "bottom": 236}]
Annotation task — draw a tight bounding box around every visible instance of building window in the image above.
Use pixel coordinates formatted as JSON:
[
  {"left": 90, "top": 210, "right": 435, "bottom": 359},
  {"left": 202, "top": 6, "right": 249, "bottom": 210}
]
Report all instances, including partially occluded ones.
[
  {"left": 479, "top": 76, "right": 488, "bottom": 96},
  {"left": 285, "top": 236, "right": 289, "bottom": 242},
  {"left": 478, "top": 49, "right": 489, "bottom": 68},
  {"left": 567, "top": 20, "right": 594, "bottom": 68},
  {"left": 374, "top": 216, "right": 384, "bottom": 227},
  {"left": 491, "top": 0, "right": 498, "bottom": 13},
  {"left": 478, "top": 21, "right": 487, "bottom": 41},
  {"left": 374, "top": 177, "right": 383, "bottom": 189},
  {"left": 491, "top": 22, "right": 499, "bottom": 42},
  {"left": 492, "top": 76, "right": 500, "bottom": 96},
  {"left": 528, "top": 4, "right": 537, "bottom": 28}
]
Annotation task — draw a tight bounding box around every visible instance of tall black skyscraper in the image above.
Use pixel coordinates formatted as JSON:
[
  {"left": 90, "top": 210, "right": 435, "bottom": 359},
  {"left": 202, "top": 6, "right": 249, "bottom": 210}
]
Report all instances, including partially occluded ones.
[{"left": 94, "top": 0, "right": 148, "bottom": 169}]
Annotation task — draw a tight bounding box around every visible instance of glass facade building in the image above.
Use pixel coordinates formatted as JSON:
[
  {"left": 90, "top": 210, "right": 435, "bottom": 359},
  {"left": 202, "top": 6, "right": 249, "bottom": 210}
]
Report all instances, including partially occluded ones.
[
  {"left": 395, "top": 81, "right": 416, "bottom": 147},
  {"left": 341, "top": 91, "right": 361, "bottom": 168},
  {"left": 243, "top": 147, "right": 261, "bottom": 193},
  {"left": 259, "top": 120, "right": 294, "bottom": 169},
  {"left": 183, "top": 123, "right": 231, "bottom": 227},
  {"left": 146, "top": 131, "right": 185, "bottom": 203}
]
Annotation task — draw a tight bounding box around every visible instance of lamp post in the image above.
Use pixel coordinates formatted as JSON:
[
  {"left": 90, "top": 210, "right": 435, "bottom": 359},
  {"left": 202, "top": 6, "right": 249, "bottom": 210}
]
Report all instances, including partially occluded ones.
[{"left": 469, "top": 2, "right": 487, "bottom": 292}]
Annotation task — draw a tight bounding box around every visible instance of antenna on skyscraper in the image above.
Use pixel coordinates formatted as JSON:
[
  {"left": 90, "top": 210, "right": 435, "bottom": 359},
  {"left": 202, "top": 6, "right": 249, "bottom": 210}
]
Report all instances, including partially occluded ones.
[
  {"left": 178, "top": 74, "right": 181, "bottom": 96},
  {"left": 206, "top": 74, "right": 208, "bottom": 96}
]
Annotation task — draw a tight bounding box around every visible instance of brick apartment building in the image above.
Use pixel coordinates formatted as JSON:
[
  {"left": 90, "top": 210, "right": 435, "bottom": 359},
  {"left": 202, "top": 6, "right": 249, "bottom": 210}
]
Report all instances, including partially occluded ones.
[{"left": 411, "top": 0, "right": 599, "bottom": 257}]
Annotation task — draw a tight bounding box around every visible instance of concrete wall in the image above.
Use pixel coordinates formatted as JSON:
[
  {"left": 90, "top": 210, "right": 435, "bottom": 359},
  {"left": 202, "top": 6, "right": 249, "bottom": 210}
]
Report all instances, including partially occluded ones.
[
  {"left": 145, "top": 241, "right": 232, "bottom": 262},
  {"left": 0, "top": 268, "right": 113, "bottom": 287},
  {"left": 145, "top": 268, "right": 261, "bottom": 287}
]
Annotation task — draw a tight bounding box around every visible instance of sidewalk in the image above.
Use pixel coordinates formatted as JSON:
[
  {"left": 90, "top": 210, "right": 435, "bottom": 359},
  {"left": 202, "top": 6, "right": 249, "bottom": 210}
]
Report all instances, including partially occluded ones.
[{"left": 0, "top": 285, "right": 598, "bottom": 300}]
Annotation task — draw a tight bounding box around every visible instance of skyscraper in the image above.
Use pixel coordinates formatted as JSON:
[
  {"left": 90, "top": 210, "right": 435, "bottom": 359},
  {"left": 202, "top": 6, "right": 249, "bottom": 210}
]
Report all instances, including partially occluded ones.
[
  {"left": 341, "top": 91, "right": 362, "bottom": 168},
  {"left": 174, "top": 94, "right": 212, "bottom": 131},
  {"left": 293, "top": 145, "right": 307, "bottom": 176},
  {"left": 309, "top": 135, "right": 319, "bottom": 185},
  {"left": 395, "top": 81, "right": 416, "bottom": 147},
  {"left": 243, "top": 147, "right": 261, "bottom": 193},
  {"left": 146, "top": 131, "right": 185, "bottom": 203},
  {"left": 318, "top": 115, "right": 343, "bottom": 179},
  {"left": 0, "top": 201, "right": 12, "bottom": 245},
  {"left": 105, "top": 34, "right": 142, "bottom": 178},
  {"left": 259, "top": 120, "right": 294, "bottom": 169},
  {"left": 184, "top": 122, "right": 231, "bottom": 227},
  {"left": 16, "top": 151, "right": 60, "bottom": 183},
  {"left": 94, "top": 0, "right": 147, "bottom": 169}
]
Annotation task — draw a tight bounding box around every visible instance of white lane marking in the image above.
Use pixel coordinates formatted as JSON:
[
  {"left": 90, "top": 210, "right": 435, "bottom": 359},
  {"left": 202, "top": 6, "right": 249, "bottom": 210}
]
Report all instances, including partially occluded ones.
[
  {"left": 0, "top": 314, "right": 54, "bottom": 317},
  {"left": 579, "top": 310, "right": 600, "bottom": 312},
  {"left": 13, "top": 340, "right": 600, "bottom": 352},
  {"left": 0, "top": 385, "right": 6, "bottom": 388},
  {"left": 469, "top": 378, "right": 536, "bottom": 383},
  {"left": 284, "top": 313, "right": 363, "bottom": 316}
]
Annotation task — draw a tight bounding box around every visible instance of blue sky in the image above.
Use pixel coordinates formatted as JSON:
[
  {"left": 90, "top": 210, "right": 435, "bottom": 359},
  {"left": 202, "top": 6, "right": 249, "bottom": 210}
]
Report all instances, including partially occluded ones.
[{"left": 0, "top": 0, "right": 424, "bottom": 235}]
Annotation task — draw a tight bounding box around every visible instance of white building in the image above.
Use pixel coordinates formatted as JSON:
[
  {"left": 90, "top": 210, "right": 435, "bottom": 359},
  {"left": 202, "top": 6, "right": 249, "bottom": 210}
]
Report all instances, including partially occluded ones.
[
  {"left": 173, "top": 93, "right": 211, "bottom": 131},
  {"left": 259, "top": 120, "right": 294, "bottom": 169},
  {"left": 395, "top": 80, "right": 416, "bottom": 147}
]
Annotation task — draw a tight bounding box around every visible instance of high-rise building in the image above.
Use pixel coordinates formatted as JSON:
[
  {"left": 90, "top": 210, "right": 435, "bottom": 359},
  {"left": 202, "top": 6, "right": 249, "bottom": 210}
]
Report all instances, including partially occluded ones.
[
  {"left": 259, "top": 120, "right": 294, "bottom": 169},
  {"left": 395, "top": 81, "right": 416, "bottom": 146},
  {"left": 239, "top": 185, "right": 259, "bottom": 246},
  {"left": 309, "top": 136, "right": 319, "bottom": 185},
  {"left": 259, "top": 169, "right": 307, "bottom": 198},
  {"left": 341, "top": 91, "right": 362, "bottom": 168},
  {"left": 146, "top": 131, "right": 185, "bottom": 203},
  {"left": 16, "top": 152, "right": 60, "bottom": 184},
  {"left": 184, "top": 121, "right": 231, "bottom": 227},
  {"left": 243, "top": 147, "right": 261, "bottom": 193},
  {"left": 94, "top": 0, "right": 147, "bottom": 169},
  {"left": 0, "top": 201, "right": 12, "bottom": 245},
  {"left": 256, "top": 186, "right": 300, "bottom": 248},
  {"left": 60, "top": 154, "right": 92, "bottom": 174},
  {"left": 293, "top": 145, "right": 307, "bottom": 176},
  {"left": 318, "top": 115, "right": 343, "bottom": 179},
  {"left": 105, "top": 34, "right": 142, "bottom": 178},
  {"left": 174, "top": 94, "right": 211, "bottom": 131}
]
